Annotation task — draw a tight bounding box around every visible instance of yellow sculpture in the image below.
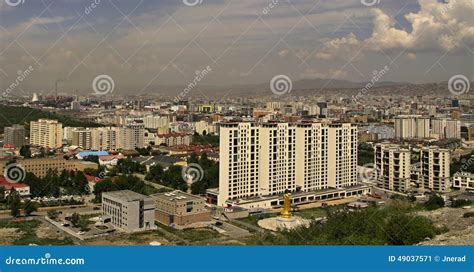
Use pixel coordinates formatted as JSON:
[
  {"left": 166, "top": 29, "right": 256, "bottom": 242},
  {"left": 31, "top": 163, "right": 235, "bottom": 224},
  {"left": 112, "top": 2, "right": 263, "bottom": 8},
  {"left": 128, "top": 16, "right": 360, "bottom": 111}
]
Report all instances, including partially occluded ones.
[{"left": 281, "top": 192, "right": 292, "bottom": 219}]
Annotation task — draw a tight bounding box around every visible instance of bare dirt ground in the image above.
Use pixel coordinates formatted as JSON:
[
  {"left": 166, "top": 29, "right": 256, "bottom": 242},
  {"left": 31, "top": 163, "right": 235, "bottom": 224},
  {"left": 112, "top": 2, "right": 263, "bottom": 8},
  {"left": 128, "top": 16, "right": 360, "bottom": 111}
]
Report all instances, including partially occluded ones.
[
  {"left": 0, "top": 228, "right": 20, "bottom": 244},
  {"left": 85, "top": 232, "right": 170, "bottom": 246},
  {"left": 36, "top": 223, "right": 68, "bottom": 241},
  {"left": 418, "top": 207, "right": 474, "bottom": 245}
]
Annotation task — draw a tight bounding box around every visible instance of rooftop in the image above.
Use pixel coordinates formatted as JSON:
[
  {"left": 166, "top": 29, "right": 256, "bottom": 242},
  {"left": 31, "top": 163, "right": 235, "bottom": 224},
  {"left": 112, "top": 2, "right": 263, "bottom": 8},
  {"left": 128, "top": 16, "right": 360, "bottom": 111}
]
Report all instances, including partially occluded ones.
[
  {"left": 152, "top": 190, "right": 204, "bottom": 203},
  {"left": 102, "top": 190, "right": 150, "bottom": 202}
]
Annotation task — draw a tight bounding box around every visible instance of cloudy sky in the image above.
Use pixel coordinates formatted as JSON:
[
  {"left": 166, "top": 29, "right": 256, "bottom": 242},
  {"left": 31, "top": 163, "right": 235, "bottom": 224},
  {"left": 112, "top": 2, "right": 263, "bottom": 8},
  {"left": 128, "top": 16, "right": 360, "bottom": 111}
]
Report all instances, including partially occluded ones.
[{"left": 0, "top": 0, "right": 473, "bottom": 96}]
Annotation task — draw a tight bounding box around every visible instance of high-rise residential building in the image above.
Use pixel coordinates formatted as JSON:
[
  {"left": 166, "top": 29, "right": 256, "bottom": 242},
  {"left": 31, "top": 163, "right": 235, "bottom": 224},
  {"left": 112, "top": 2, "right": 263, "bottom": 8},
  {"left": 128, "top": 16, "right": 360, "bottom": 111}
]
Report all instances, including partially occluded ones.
[
  {"left": 91, "top": 127, "right": 120, "bottom": 151},
  {"left": 4, "top": 124, "right": 25, "bottom": 147},
  {"left": 431, "top": 118, "right": 461, "bottom": 139},
  {"left": 71, "top": 129, "right": 92, "bottom": 149},
  {"left": 328, "top": 124, "right": 358, "bottom": 188},
  {"left": 121, "top": 123, "right": 145, "bottom": 150},
  {"left": 218, "top": 122, "right": 357, "bottom": 205},
  {"left": 29, "top": 119, "right": 63, "bottom": 148},
  {"left": 375, "top": 143, "right": 411, "bottom": 192},
  {"left": 394, "top": 115, "right": 430, "bottom": 139},
  {"left": 420, "top": 146, "right": 451, "bottom": 192}
]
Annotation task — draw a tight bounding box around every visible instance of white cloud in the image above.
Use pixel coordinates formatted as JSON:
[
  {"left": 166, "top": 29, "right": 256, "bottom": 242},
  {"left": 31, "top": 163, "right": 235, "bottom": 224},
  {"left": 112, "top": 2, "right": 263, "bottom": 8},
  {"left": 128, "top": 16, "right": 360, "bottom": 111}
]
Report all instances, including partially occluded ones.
[{"left": 316, "top": 0, "right": 474, "bottom": 60}]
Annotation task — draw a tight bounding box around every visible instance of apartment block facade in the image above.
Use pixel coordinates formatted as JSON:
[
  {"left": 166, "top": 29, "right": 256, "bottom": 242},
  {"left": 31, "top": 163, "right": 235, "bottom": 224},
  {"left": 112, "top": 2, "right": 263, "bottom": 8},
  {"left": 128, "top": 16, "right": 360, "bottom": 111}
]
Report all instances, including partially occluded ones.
[
  {"left": 420, "top": 147, "right": 451, "bottom": 192},
  {"left": 30, "top": 119, "right": 63, "bottom": 148},
  {"left": 218, "top": 122, "right": 357, "bottom": 205},
  {"left": 374, "top": 143, "right": 411, "bottom": 192}
]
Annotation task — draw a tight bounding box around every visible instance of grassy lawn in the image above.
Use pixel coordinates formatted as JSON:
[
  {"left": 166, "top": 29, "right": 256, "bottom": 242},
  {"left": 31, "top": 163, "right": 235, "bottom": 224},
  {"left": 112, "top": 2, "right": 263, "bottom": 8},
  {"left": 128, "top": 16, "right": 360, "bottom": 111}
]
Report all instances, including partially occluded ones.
[
  {"left": 0, "top": 220, "right": 74, "bottom": 245},
  {"left": 155, "top": 222, "right": 220, "bottom": 243},
  {"left": 293, "top": 207, "right": 327, "bottom": 219}
]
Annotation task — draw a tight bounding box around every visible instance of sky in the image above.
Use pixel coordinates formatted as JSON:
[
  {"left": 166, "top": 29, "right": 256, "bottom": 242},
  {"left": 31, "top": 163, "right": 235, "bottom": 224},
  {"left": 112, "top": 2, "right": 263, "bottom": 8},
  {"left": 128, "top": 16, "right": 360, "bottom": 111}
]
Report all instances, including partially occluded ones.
[{"left": 0, "top": 0, "right": 473, "bottom": 96}]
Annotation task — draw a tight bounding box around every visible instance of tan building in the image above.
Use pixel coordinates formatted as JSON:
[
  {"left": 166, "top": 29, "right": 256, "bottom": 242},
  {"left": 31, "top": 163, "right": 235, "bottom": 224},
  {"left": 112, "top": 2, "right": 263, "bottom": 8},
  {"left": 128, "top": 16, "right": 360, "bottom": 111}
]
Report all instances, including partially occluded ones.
[
  {"left": 72, "top": 129, "right": 92, "bottom": 149},
  {"left": 155, "top": 133, "right": 192, "bottom": 147},
  {"left": 375, "top": 143, "right": 411, "bottom": 192},
  {"left": 420, "top": 146, "right": 451, "bottom": 192},
  {"left": 153, "top": 190, "right": 210, "bottom": 226},
  {"left": 30, "top": 119, "right": 63, "bottom": 148},
  {"left": 218, "top": 122, "right": 357, "bottom": 206},
  {"left": 0, "top": 158, "right": 97, "bottom": 177},
  {"left": 102, "top": 190, "right": 156, "bottom": 233}
]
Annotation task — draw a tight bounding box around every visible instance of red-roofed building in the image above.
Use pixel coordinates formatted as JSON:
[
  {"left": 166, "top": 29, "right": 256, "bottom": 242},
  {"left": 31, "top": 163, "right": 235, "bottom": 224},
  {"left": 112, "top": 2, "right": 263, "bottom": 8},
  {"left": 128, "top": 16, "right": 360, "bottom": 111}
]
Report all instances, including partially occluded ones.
[
  {"left": 0, "top": 177, "right": 30, "bottom": 197},
  {"left": 98, "top": 154, "right": 125, "bottom": 166}
]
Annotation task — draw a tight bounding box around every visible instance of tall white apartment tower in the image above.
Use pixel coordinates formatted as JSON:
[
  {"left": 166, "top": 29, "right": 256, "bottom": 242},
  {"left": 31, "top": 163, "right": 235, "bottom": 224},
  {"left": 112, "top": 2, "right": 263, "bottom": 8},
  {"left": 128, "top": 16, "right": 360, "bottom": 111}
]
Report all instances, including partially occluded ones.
[
  {"left": 420, "top": 146, "right": 451, "bottom": 192},
  {"left": 30, "top": 119, "right": 63, "bottom": 148},
  {"left": 328, "top": 124, "right": 358, "bottom": 188},
  {"left": 375, "top": 143, "right": 411, "bottom": 192},
  {"left": 219, "top": 123, "right": 260, "bottom": 203},
  {"left": 218, "top": 122, "right": 357, "bottom": 205}
]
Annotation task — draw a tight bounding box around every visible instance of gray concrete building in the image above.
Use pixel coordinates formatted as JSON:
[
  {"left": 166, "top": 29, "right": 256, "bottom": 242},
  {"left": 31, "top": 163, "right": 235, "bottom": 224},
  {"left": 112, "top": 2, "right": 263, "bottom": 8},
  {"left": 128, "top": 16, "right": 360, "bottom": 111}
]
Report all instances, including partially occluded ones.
[{"left": 102, "top": 190, "right": 156, "bottom": 232}]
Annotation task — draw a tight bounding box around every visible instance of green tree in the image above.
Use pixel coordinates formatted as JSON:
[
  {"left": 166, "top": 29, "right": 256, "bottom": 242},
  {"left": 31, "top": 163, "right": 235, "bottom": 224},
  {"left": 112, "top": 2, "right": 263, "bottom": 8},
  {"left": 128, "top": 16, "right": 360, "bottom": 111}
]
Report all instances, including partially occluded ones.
[
  {"left": 0, "top": 187, "right": 5, "bottom": 202},
  {"left": 425, "top": 194, "right": 445, "bottom": 210},
  {"left": 47, "top": 210, "right": 60, "bottom": 220},
  {"left": 19, "top": 145, "right": 31, "bottom": 158},
  {"left": 23, "top": 201, "right": 38, "bottom": 216},
  {"left": 73, "top": 171, "right": 89, "bottom": 195},
  {"left": 145, "top": 164, "right": 164, "bottom": 182},
  {"left": 93, "top": 179, "right": 117, "bottom": 202},
  {"left": 7, "top": 189, "right": 22, "bottom": 217}
]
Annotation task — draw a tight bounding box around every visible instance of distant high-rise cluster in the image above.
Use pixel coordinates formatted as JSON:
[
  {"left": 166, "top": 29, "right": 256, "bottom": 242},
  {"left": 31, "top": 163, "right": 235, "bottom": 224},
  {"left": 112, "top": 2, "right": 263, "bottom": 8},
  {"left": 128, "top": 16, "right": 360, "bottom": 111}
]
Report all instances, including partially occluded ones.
[
  {"left": 218, "top": 122, "right": 357, "bottom": 205},
  {"left": 394, "top": 115, "right": 461, "bottom": 140}
]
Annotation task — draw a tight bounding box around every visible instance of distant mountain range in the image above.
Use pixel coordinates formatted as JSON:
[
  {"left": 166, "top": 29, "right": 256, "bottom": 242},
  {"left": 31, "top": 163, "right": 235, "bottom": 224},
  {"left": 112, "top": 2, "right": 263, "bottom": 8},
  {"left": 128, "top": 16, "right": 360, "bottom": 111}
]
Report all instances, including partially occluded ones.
[{"left": 136, "top": 78, "right": 440, "bottom": 98}]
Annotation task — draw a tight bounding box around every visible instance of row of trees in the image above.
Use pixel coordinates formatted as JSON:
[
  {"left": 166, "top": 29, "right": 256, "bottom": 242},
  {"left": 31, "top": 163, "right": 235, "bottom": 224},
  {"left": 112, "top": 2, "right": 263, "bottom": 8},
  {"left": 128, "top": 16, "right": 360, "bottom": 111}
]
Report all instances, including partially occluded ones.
[
  {"left": 92, "top": 175, "right": 148, "bottom": 202},
  {"left": 2, "top": 189, "right": 38, "bottom": 217},
  {"left": 145, "top": 153, "right": 219, "bottom": 195},
  {"left": 23, "top": 169, "right": 89, "bottom": 198}
]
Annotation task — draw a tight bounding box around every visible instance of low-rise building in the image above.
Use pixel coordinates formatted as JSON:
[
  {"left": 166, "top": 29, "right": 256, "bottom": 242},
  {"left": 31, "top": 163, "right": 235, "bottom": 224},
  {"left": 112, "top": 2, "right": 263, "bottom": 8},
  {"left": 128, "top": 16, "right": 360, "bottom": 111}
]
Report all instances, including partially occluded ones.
[
  {"left": 452, "top": 172, "right": 474, "bottom": 191},
  {"left": 153, "top": 190, "right": 210, "bottom": 226},
  {"left": 0, "top": 158, "right": 98, "bottom": 178},
  {"left": 0, "top": 177, "right": 30, "bottom": 197},
  {"left": 102, "top": 190, "right": 156, "bottom": 233}
]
